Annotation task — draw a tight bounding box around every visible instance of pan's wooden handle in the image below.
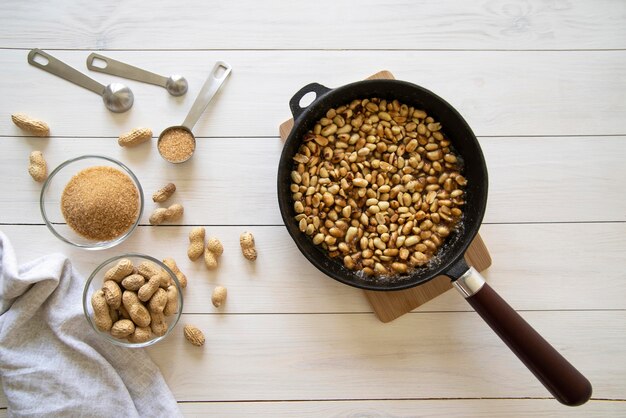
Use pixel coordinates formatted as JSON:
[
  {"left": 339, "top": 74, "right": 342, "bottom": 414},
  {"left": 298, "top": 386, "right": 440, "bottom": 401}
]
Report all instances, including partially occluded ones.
[{"left": 454, "top": 267, "right": 592, "bottom": 406}]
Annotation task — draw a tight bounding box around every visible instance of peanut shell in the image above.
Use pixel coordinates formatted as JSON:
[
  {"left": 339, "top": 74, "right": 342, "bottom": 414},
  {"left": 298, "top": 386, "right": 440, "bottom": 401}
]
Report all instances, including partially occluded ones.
[
  {"left": 102, "top": 280, "right": 122, "bottom": 309},
  {"left": 104, "top": 259, "right": 134, "bottom": 283},
  {"left": 183, "top": 324, "right": 205, "bottom": 346},
  {"left": 150, "top": 311, "right": 168, "bottom": 336},
  {"left": 187, "top": 227, "right": 205, "bottom": 261},
  {"left": 211, "top": 286, "right": 227, "bottom": 308},
  {"left": 128, "top": 326, "right": 152, "bottom": 343},
  {"left": 163, "top": 258, "right": 187, "bottom": 288},
  {"left": 118, "top": 127, "right": 152, "bottom": 147},
  {"left": 111, "top": 319, "right": 135, "bottom": 339},
  {"left": 152, "top": 182, "right": 176, "bottom": 202},
  {"left": 27, "top": 151, "right": 47, "bottom": 182},
  {"left": 12, "top": 113, "right": 49, "bottom": 136},
  {"left": 148, "top": 288, "right": 168, "bottom": 313}
]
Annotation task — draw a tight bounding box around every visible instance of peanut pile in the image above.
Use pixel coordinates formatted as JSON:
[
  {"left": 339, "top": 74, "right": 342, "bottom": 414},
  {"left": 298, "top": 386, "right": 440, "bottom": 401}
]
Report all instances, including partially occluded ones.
[
  {"left": 91, "top": 259, "right": 179, "bottom": 343},
  {"left": 290, "top": 98, "right": 467, "bottom": 277}
]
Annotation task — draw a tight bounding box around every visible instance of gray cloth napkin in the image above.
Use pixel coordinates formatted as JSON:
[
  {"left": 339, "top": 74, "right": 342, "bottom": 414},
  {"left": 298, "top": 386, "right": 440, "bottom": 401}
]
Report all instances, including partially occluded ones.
[{"left": 0, "top": 231, "right": 183, "bottom": 417}]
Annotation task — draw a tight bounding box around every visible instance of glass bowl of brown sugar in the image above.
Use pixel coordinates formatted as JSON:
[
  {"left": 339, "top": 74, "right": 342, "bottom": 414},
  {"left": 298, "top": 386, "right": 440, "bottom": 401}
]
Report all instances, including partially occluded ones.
[{"left": 40, "top": 155, "right": 144, "bottom": 249}]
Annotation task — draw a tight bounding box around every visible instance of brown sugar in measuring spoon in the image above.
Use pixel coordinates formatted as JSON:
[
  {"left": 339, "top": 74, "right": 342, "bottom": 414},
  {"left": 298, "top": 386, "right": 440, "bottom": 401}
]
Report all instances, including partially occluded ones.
[{"left": 158, "top": 61, "right": 232, "bottom": 163}]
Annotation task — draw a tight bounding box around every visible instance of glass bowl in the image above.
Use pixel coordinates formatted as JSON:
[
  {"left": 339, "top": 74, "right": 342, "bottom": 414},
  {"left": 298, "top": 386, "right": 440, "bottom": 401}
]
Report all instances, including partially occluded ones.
[
  {"left": 40, "top": 155, "right": 144, "bottom": 250},
  {"left": 83, "top": 254, "right": 184, "bottom": 348}
]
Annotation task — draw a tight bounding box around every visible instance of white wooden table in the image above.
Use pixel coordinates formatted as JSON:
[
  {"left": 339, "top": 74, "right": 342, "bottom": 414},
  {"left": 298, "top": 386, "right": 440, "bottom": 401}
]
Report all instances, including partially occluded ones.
[{"left": 1, "top": 1, "right": 625, "bottom": 416}]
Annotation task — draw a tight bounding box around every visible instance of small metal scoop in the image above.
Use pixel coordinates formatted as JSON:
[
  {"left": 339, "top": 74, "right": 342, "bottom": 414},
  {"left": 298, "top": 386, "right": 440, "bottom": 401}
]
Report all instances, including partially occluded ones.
[
  {"left": 86, "top": 53, "right": 188, "bottom": 97},
  {"left": 157, "top": 61, "right": 232, "bottom": 164},
  {"left": 27, "top": 49, "right": 133, "bottom": 113}
]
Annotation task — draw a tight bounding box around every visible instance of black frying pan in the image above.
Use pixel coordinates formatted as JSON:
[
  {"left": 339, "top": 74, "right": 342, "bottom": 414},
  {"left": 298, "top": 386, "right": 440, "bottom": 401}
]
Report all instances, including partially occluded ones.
[{"left": 277, "top": 79, "right": 592, "bottom": 406}]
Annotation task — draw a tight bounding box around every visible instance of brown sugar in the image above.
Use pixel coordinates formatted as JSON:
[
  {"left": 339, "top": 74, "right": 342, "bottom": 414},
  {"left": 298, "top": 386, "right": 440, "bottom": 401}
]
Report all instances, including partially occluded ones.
[
  {"left": 158, "top": 128, "right": 195, "bottom": 163},
  {"left": 61, "top": 166, "right": 140, "bottom": 241}
]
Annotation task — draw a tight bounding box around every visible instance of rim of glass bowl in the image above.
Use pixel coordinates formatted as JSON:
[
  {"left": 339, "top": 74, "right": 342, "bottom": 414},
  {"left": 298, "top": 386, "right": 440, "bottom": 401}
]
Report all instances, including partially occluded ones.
[
  {"left": 40, "top": 155, "right": 144, "bottom": 250},
  {"left": 82, "top": 253, "right": 184, "bottom": 348}
]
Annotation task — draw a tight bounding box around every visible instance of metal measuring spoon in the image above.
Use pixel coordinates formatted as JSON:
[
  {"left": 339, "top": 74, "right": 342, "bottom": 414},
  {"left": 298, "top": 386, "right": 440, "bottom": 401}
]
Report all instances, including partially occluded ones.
[
  {"left": 157, "top": 61, "right": 232, "bottom": 164},
  {"left": 87, "top": 53, "right": 188, "bottom": 97},
  {"left": 27, "top": 49, "right": 134, "bottom": 113}
]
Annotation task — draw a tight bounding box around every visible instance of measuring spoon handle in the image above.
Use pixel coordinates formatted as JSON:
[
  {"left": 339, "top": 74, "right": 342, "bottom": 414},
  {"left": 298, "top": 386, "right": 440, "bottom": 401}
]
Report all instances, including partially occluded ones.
[
  {"left": 86, "top": 53, "right": 167, "bottom": 87},
  {"left": 28, "top": 49, "right": 104, "bottom": 95},
  {"left": 182, "top": 61, "right": 232, "bottom": 130}
]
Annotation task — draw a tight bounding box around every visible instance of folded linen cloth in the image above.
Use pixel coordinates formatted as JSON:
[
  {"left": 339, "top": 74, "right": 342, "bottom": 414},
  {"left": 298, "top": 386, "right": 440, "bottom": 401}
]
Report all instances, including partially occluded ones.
[{"left": 0, "top": 231, "right": 182, "bottom": 417}]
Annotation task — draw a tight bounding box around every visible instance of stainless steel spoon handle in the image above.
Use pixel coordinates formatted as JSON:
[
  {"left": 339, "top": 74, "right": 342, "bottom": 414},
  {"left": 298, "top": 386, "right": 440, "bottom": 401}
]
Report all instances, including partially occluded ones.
[
  {"left": 86, "top": 53, "right": 168, "bottom": 87},
  {"left": 28, "top": 49, "right": 104, "bottom": 95},
  {"left": 182, "top": 61, "right": 232, "bottom": 130}
]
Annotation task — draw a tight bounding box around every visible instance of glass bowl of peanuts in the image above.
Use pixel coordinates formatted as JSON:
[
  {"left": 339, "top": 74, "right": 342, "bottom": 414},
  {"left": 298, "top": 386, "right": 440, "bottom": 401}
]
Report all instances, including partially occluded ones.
[
  {"left": 40, "top": 155, "right": 144, "bottom": 250},
  {"left": 82, "top": 254, "right": 184, "bottom": 348}
]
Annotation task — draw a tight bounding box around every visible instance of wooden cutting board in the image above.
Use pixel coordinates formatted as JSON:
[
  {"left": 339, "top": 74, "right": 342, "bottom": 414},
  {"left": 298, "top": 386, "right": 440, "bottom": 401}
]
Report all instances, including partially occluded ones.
[{"left": 279, "top": 70, "right": 492, "bottom": 323}]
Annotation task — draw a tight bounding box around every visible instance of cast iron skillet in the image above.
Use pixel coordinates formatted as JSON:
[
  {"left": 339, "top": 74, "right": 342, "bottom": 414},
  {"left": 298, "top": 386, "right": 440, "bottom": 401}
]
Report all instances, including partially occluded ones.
[{"left": 277, "top": 79, "right": 592, "bottom": 406}]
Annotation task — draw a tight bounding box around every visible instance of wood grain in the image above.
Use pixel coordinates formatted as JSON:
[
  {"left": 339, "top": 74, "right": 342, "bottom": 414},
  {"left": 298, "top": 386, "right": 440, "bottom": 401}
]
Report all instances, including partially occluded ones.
[
  {"left": 1, "top": 0, "right": 625, "bottom": 50},
  {"left": 177, "top": 399, "right": 626, "bottom": 417},
  {"left": 1, "top": 136, "right": 624, "bottom": 224},
  {"left": 1, "top": 50, "right": 626, "bottom": 137},
  {"left": 1, "top": 222, "right": 625, "bottom": 313},
  {"left": 2, "top": 400, "right": 623, "bottom": 417},
  {"left": 1, "top": 2, "right": 625, "bottom": 414},
  {"left": 146, "top": 311, "right": 625, "bottom": 401}
]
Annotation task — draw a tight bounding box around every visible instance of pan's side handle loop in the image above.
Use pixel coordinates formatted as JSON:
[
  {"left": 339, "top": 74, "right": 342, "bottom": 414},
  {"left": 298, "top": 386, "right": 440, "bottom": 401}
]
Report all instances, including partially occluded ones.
[
  {"left": 289, "top": 83, "right": 331, "bottom": 120},
  {"left": 450, "top": 263, "right": 592, "bottom": 406}
]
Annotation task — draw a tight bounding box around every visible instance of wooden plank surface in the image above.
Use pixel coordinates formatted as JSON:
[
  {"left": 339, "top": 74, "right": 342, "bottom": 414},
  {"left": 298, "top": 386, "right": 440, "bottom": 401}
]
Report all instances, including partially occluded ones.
[
  {"left": 1, "top": 136, "right": 624, "bottom": 224},
  {"left": 4, "top": 400, "right": 625, "bottom": 417},
  {"left": 1, "top": 0, "right": 625, "bottom": 50},
  {"left": 1, "top": 222, "right": 625, "bottom": 313},
  {"left": 0, "top": 50, "right": 625, "bottom": 138},
  {"left": 145, "top": 312, "right": 625, "bottom": 401},
  {"left": 2, "top": 1, "right": 625, "bottom": 415},
  {"left": 177, "top": 400, "right": 625, "bottom": 417}
]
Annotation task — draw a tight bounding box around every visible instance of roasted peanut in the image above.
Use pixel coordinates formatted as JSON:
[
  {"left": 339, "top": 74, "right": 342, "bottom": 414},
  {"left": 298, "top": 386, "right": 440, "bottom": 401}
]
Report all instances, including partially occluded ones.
[
  {"left": 121, "top": 274, "right": 145, "bottom": 291},
  {"left": 163, "top": 285, "right": 179, "bottom": 316},
  {"left": 152, "top": 182, "right": 176, "bottom": 202},
  {"left": 27, "top": 151, "right": 47, "bottom": 182},
  {"left": 105, "top": 259, "right": 135, "bottom": 283},
  {"left": 211, "top": 286, "right": 227, "bottom": 307},
  {"left": 111, "top": 319, "right": 135, "bottom": 339},
  {"left": 204, "top": 249, "right": 218, "bottom": 270},
  {"left": 137, "top": 261, "right": 158, "bottom": 279},
  {"left": 148, "top": 288, "right": 168, "bottom": 313},
  {"left": 11, "top": 113, "right": 49, "bottom": 136},
  {"left": 183, "top": 324, "right": 205, "bottom": 346},
  {"left": 138, "top": 275, "right": 161, "bottom": 302},
  {"left": 187, "top": 227, "right": 205, "bottom": 261},
  {"left": 162, "top": 257, "right": 187, "bottom": 288},
  {"left": 91, "top": 289, "right": 113, "bottom": 332},
  {"left": 150, "top": 311, "right": 168, "bottom": 336},
  {"left": 102, "top": 280, "right": 122, "bottom": 309},
  {"left": 239, "top": 231, "right": 257, "bottom": 261},
  {"left": 207, "top": 237, "right": 223, "bottom": 256},
  {"left": 122, "top": 290, "right": 151, "bottom": 328},
  {"left": 128, "top": 326, "right": 152, "bottom": 343},
  {"left": 149, "top": 203, "right": 184, "bottom": 225},
  {"left": 204, "top": 237, "right": 223, "bottom": 270},
  {"left": 118, "top": 127, "right": 152, "bottom": 147}
]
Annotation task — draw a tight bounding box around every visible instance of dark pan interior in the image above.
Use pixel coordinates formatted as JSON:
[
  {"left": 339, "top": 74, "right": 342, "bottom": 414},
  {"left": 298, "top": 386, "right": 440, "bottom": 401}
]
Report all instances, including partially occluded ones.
[{"left": 278, "top": 79, "right": 488, "bottom": 291}]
